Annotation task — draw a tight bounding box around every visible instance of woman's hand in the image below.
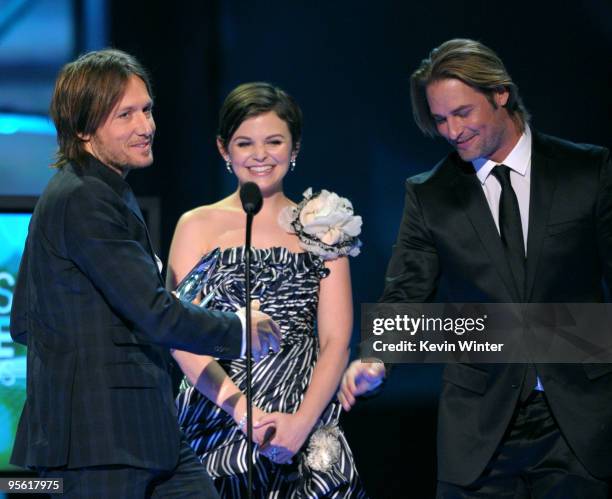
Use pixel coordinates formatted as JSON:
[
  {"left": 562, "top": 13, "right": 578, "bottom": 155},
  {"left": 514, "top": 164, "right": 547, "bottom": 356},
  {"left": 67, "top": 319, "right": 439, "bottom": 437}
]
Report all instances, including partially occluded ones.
[
  {"left": 236, "top": 405, "right": 276, "bottom": 447},
  {"left": 254, "top": 411, "right": 315, "bottom": 464}
]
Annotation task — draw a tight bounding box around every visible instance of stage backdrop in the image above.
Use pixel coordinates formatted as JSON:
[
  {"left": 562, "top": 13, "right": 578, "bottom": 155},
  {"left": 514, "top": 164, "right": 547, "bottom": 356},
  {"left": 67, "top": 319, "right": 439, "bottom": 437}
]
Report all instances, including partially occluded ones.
[{"left": 0, "top": 213, "right": 30, "bottom": 469}]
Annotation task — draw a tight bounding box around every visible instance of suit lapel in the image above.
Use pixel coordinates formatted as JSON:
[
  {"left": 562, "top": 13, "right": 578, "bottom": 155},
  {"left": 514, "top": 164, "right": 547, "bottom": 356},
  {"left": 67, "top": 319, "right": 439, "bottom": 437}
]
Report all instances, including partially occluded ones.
[
  {"left": 525, "top": 135, "right": 556, "bottom": 301},
  {"left": 78, "top": 157, "right": 164, "bottom": 284},
  {"left": 123, "top": 190, "right": 164, "bottom": 284},
  {"left": 452, "top": 160, "right": 521, "bottom": 301},
  {"left": 123, "top": 189, "right": 146, "bottom": 225}
]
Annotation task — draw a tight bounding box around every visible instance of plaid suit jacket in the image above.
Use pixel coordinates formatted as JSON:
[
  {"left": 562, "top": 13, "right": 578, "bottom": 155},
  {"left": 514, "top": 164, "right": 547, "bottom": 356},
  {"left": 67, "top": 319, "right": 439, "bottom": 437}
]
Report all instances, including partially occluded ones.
[{"left": 10, "top": 155, "right": 242, "bottom": 470}]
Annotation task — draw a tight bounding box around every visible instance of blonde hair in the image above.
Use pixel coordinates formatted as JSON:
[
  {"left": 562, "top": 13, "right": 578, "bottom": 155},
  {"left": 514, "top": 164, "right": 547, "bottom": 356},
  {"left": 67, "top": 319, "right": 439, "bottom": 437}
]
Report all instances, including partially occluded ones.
[{"left": 410, "top": 39, "right": 529, "bottom": 137}]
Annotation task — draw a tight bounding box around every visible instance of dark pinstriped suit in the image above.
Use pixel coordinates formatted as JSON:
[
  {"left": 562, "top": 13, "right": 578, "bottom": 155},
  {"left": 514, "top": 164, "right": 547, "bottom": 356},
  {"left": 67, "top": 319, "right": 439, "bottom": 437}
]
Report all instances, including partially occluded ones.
[{"left": 10, "top": 155, "right": 241, "bottom": 477}]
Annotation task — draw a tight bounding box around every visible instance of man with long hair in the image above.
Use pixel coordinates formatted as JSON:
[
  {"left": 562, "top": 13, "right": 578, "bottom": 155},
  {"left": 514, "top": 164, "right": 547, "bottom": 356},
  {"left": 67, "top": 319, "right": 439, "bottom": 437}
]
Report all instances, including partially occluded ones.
[
  {"left": 10, "top": 49, "right": 280, "bottom": 497},
  {"left": 341, "top": 39, "right": 611, "bottom": 497}
]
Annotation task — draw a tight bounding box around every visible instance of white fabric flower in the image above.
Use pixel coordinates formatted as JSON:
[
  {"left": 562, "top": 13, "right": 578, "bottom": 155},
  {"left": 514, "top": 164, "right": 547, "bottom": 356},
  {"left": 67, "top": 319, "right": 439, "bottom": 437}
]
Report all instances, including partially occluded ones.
[
  {"left": 278, "top": 205, "right": 298, "bottom": 232},
  {"left": 278, "top": 188, "right": 362, "bottom": 260},
  {"left": 304, "top": 424, "right": 342, "bottom": 473}
]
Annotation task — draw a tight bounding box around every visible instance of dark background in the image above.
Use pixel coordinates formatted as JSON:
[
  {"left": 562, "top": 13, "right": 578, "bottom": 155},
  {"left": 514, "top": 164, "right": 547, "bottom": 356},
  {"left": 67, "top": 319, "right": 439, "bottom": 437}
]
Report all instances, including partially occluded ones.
[
  {"left": 110, "top": 1, "right": 612, "bottom": 497},
  {"left": 4, "top": 0, "right": 612, "bottom": 498}
]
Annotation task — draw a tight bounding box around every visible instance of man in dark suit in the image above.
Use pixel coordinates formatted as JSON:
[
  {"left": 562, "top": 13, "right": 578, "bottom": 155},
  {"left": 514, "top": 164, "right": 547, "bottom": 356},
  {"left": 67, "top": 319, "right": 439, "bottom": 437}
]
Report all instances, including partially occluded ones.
[
  {"left": 10, "top": 49, "right": 280, "bottom": 498},
  {"left": 339, "top": 39, "right": 611, "bottom": 497}
]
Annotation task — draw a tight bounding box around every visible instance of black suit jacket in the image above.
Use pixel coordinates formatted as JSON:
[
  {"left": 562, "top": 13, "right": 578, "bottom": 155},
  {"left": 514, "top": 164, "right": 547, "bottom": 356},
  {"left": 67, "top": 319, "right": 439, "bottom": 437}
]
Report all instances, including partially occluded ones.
[
  {"left": 10, "top": 155, "right": 242, "bottom": 470},
  {"left": 381, "top": 132, "right": 612, "bottom": 485}
]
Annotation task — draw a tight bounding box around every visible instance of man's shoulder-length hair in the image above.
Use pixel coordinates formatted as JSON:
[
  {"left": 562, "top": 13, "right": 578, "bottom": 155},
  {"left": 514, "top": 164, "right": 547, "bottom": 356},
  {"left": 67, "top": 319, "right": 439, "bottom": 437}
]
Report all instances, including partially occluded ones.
[
  {"left": 410, "top": 38, "right": 530, "bottom": 137},
  {"left": 50, "top": 48, "right": 153, "bottom": 168}
]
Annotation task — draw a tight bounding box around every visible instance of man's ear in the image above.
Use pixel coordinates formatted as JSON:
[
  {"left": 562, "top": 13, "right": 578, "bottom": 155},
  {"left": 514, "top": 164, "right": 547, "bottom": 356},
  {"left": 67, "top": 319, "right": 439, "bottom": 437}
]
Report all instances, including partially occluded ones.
[
  {"left": 78, "top": 133, "right": 94, "bottom": 154},
  {"left": 216, "top": 136, "right": 229, "bottom": 162},
  {"left": 494, "top": 87, "right": 510, "bottom": 108}
]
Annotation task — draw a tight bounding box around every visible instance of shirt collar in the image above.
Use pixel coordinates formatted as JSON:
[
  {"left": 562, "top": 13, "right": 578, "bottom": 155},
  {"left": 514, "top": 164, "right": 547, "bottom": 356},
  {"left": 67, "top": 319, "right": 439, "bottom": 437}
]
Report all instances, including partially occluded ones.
[
  {"left": 75, "top": 154, "right": 145, "bottom": 223},
  {"left": 76, "top": 153, "right": 133, "bottom": 198},
  {"left": 473, "top": 126, "right": 532, "bottom": 184}
]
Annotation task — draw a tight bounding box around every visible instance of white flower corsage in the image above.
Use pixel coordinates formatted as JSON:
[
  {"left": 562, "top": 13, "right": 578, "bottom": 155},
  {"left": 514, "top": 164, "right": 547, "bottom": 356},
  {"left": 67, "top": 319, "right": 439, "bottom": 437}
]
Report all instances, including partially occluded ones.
[
  {"left": 278, "top": 188, "right": 362, "bottom": 260},
  {"left": 304, "top": 424, "right": 342, "bottom": 473}
]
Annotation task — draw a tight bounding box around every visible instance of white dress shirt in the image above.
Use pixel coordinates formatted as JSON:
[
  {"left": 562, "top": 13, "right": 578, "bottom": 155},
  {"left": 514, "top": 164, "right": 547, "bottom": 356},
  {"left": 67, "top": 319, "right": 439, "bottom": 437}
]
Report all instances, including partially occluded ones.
[
  {"left": 472, "top": 127, "right": 543, "bottom": 391},
  {"left": 472, "top": 126, "right": 532, "bottom": 254}
]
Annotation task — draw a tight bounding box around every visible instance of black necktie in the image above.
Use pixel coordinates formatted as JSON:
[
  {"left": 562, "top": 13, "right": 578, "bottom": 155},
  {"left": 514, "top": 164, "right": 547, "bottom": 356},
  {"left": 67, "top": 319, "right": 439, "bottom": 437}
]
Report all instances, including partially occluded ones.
[
  {"left": 492, "top": 164, "right": 536, "bottom": 401},
  {"left": 491, "top": 164, "right": 525, "bottom": 300}
]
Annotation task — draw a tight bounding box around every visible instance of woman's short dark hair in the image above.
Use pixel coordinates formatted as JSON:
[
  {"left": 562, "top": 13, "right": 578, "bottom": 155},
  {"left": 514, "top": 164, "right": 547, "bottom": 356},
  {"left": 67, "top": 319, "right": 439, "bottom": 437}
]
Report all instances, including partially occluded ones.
[
  {"left": 217, "top": 82, "right": 302, "bottom": 149},
  {"left": 50, "top": 49, "right": 152, "bottom": 168}
]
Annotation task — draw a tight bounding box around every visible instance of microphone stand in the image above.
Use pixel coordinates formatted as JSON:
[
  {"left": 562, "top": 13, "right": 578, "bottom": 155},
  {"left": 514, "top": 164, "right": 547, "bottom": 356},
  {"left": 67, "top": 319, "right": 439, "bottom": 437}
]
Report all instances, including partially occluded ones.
[
  {"left": 244, "top": 211, "right": 254, "bottom": 499},
  {"left": 240, "top": 181, "right": 262, "bottom": 499}
]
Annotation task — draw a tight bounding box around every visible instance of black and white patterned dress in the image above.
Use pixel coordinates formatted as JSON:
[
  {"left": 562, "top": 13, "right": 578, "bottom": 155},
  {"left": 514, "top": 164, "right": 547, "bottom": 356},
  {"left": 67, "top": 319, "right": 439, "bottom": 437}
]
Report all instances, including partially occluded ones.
[{"left": 176, "top": 246, "right": 367, "bottom": 498}]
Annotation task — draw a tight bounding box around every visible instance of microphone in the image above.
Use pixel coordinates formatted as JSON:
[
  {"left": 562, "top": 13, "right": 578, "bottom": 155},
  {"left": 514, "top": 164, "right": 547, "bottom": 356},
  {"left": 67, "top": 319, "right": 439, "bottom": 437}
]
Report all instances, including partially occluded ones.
[
  {"left": 240, "top": 182, "right": 263, "bottom": 215},
  {"left": 239, "top": 180, "right": 262, "bottom": 498}
]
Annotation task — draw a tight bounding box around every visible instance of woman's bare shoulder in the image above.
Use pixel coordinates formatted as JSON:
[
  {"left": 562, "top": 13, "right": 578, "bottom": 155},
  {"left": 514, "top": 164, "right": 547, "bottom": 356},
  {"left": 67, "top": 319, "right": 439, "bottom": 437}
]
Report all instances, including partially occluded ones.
[
  {"left": 179, "top": 198, "right": 240, "bottom": 224},
  {"left": 174, "top": 198, "right": 242, "bottom": 245}
]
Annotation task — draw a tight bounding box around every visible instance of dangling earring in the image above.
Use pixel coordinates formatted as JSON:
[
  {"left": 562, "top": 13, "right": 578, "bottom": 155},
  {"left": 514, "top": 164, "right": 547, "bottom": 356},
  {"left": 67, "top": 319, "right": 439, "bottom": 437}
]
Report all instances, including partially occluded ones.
[
  {"left": 225, "top": 160, "right": 232, "bottom": 174},
  {"left": 290, "top": 158, "right": 296, "bottom": 172}
]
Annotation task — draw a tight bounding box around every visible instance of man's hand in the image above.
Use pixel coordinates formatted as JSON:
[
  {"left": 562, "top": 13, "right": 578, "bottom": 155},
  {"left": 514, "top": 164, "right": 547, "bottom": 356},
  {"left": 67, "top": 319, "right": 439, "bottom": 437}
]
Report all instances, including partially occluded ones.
[
  {"left": 338, "top": 360, "right": 386, "bottom": 411},
  {"left": 240, "top": 300, "right": 281, "bottom": 361}
]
